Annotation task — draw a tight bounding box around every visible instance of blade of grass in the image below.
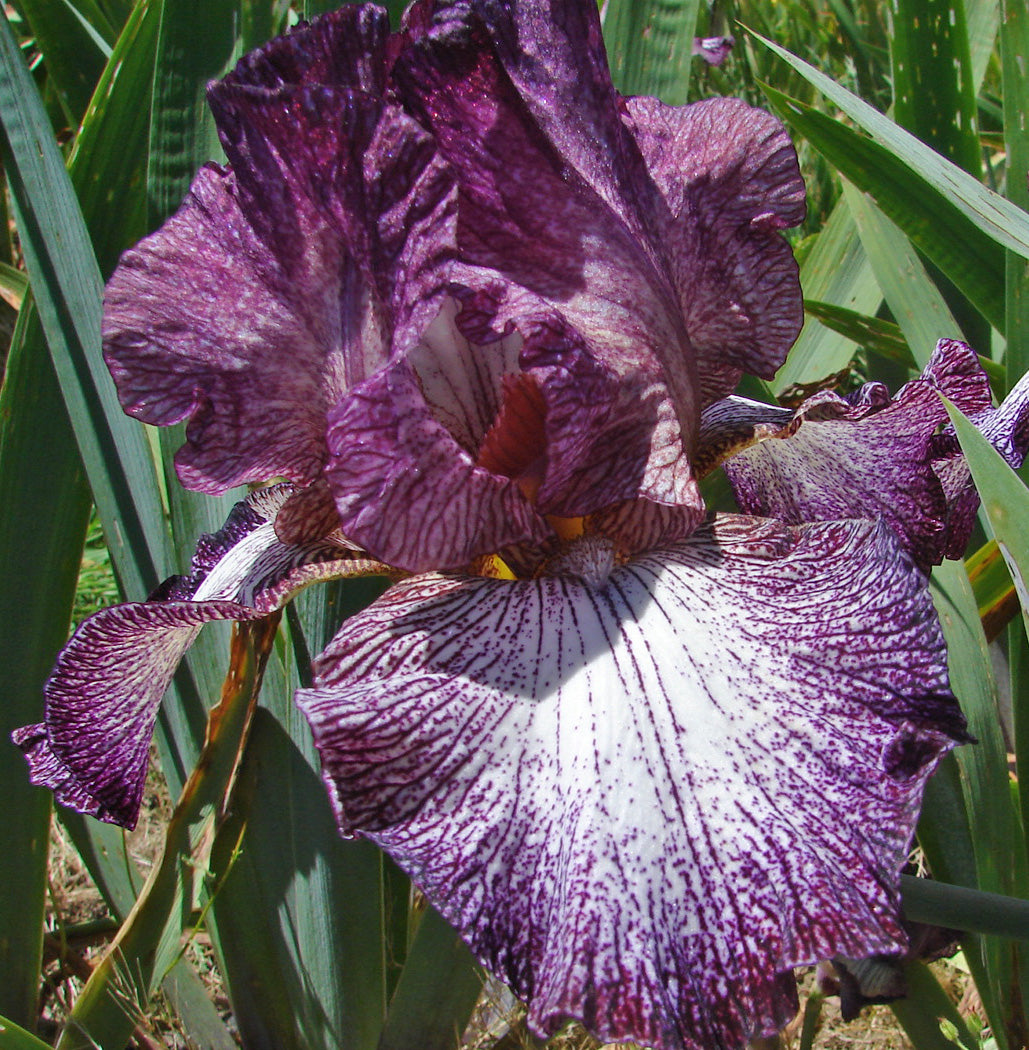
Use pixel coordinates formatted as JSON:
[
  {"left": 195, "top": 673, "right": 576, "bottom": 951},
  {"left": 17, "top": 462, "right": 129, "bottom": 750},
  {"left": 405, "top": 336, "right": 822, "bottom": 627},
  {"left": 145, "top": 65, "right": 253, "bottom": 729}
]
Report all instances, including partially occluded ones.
[
  {"left": 999, "top": 9, "right": 1029, "bottom": 1028},
  {"left": 890, "top": 0, "right": 988, "bottom": 355},
  {"left": 841, "top": 180, "right": 964, "bottom": 367},
  {"left": 207, "top": 698, "right": 391, "bottom": 1050},
  {"left": 0, "top": 1015, "right": 54, "bottom": 1050},
  {"left": 146, "top": 0, "right": 238, "bottom": 226},
  {"left": 930, "top": 556, "right": 1029, "bottom": 1050},
  {"left": 760, "top": 81, "right": 1007, "bottom": 333},
  {"left": 890, "top": 960, "right": 978, "bottom": 1050},
  {"left": 0, "top": 261, "right": 27, "bottom": 309},
  {"left": 378, "top": 906, "right": 483, "bottom": 1050},
  {"left": 968, "top": 540, "right": 1019, "bottom": 641},
  {"left": 891, "top": 0, "right": 979, "bottom": 175},
  {"left": 967, "top": 0, "right": 1001, "bottom": 89},
  {"left": 772, "top": 199, "right": 881, "bottom": 393},
  {"left": 602, "top": 0, "right": 701, "bottom": 105},
  {"left": 18, "top": 0, "right": 112, "bottom": 124},
  {"left": 1002, "top": 0, "right": 1029, "bottom": 387},
  {"left": 0, "top": 303, "right": 91, "bottom": 1029},
  {"left": 802, "top": 300, "right": 1005, "bottom": 390},
  {"left": 751, "top": 30, "right": 1029, "bottom": 261}
]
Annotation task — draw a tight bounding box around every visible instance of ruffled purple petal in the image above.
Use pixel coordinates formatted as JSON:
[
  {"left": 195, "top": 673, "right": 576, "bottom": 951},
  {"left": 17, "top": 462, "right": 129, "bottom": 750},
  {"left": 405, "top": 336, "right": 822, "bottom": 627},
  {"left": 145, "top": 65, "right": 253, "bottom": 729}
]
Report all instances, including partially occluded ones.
[
  {"left": 522, "top": 318, "right": 702, "bottom": 515},
  {"left": 714, "top": 340, "right": 996, "bottom": 567},
  {"left": 393, "top": 0, "right": 803, "bottom": 502},
  {"left": 12, "top": 486, "right": 385, "bottom": 828},
  {"left": 218, "top": 3, "right": 391, "bottom": 94},
  {"left": 13, "top": 602, "right": 253, "bottom": 827},
  {"left": 933, "top": 364, "right": 1029, "bottom": 557},
  {"left": 297, "top": 515, "right": 964, "bottom": 1050},
  {"left": 104, "top": 7, "right": 456, "bottom": 493}
]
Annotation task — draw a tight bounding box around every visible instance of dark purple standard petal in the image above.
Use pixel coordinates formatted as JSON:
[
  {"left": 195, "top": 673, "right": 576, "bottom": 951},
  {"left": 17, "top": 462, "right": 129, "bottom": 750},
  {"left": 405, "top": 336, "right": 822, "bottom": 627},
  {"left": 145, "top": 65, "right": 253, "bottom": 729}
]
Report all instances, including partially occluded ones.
[
  {"left": 622, "top": 96, "right": 806, "bottom": 401},
  {"left": 393, "top": 0, "right": 803, "bottom": 508},
  {"left": 103, "top": 6, "right": 456, "bottom": 494},
  {"left": 297, "top": 515, "right": 964, "bottom": 1050},
  {"left": 712, "top": 340, "right": 997, "bottom": 567},
  {"left": 12, "top": 487, "right": 386, "bottom": 828}
]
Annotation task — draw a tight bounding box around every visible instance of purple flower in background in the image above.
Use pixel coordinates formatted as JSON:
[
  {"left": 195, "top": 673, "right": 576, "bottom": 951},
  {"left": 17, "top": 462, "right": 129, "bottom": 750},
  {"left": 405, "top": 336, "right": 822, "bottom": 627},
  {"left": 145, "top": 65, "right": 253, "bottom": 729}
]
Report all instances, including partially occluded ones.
[
  {"left": 14, "top": 2, "right": 1029, "bottom": 1048},
  {"left": 691, "top": 34, "right": 735, "bottom": 67}
]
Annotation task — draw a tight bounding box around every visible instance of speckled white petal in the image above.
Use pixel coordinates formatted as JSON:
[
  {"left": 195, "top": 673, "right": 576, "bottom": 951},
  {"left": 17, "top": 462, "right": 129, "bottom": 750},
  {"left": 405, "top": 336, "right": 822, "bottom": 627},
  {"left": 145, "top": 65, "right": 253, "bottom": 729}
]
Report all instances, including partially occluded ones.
[
  {"left": 298, "top": 515, "right": 965, "bottom": 1050},
  {"left": 12, "top": 486, "right": 385, "bottom": 828}
]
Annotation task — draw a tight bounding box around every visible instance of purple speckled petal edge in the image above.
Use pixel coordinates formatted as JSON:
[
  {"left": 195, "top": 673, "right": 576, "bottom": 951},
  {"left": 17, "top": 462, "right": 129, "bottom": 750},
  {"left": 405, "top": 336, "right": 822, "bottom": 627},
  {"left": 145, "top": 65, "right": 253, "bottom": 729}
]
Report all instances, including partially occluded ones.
[
  {"left": 12, "top": 486, "right": 386, "bottom": 828},
  {"left": 716, "top": 340, "right": 995, "bottom": 567}
]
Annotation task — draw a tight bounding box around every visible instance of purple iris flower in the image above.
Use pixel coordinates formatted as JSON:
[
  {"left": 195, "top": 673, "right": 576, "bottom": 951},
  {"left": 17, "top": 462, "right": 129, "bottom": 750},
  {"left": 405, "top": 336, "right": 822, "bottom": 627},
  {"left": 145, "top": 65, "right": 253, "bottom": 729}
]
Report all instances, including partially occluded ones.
[{"left": 13, "top": 2, "right": 1029, "bottom": 1047}]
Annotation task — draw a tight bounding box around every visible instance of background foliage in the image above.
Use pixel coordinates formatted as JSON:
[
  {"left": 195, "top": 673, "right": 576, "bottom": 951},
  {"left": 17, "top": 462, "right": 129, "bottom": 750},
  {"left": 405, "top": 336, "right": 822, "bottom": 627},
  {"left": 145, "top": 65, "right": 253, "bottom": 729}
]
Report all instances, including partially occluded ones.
[{"left": 3, "top": 0, "right": 1029, "bottom": 1047}]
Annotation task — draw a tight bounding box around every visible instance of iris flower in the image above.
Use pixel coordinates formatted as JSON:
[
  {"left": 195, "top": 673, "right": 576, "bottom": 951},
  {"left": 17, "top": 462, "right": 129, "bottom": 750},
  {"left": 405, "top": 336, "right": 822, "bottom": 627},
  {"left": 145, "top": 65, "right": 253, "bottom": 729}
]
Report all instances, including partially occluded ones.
[{"left": 14, "top": 2, "right": 1029, "bottom": 1048}]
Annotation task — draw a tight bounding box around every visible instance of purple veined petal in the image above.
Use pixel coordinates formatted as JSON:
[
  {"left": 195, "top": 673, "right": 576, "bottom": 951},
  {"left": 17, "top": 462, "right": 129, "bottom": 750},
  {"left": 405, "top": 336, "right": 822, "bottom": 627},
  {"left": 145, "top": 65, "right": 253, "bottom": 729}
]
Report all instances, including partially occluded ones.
[
  {"left": 586, "top": 497, "right": 705, "bottom": 552},
  {"left": 218, "top": 4, "right": 392, "bottom": 95},
  {"left": 12, "top": 486, "right": 388, "bottom": 829},
  {"left": 691, "top": 35, "right": 735, "bottom": 67},
  {"left": 327, "top": 303, "right": 701, "bottom": 569},
  {"left": 404, "top": 297, "right": 523, "bottom": 454},
  {"left": 104, "top": 9, "right": 456, "bottom": 495},
  {"left": 622, "top": 96, "right": 806, "bottom": 401},
  {"left": 326, "top": 358, "right": 551, "bottom": 573},
  {"left": 297, "top": 514, "right": 965, "bottom": 1050},
  {"left": 13, "top": 602, "right": 257, "bottom": 828},
  {"left": 694, "top": 395, "right": 794, "bottom": 476},
  {"left": 521, "top": 317, "right": 702, "bottom": 515},
  {"left": 713, "top": 340, "right": 996, "bottom": 568}
]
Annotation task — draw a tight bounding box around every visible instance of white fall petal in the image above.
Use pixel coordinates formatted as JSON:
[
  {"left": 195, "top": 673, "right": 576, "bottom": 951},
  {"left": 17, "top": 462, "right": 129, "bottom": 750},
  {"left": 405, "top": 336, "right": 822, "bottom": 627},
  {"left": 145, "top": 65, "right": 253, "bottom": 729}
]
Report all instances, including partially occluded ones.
[{"left": 298, "top": 514, "right": 965, "bottom": 1050}]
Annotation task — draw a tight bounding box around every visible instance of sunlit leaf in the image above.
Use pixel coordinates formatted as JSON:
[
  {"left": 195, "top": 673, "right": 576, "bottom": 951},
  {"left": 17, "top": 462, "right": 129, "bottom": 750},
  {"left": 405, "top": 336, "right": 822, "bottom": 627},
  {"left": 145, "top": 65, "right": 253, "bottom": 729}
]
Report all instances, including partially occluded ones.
[
  {"left": 841, "top": 180, "right": 964, "bottom": 367},
  {"left": 0, "top": 305, "right": 90, "bottom": 1028},
  {"left": 751, "top": 30, "right": 1029, "bottom": 260},
  {"left": 967, "top": 540, "right": 1019, "bottom": 642},
  {"left": 773, "top": 199, "right": 880, "bottom": 392},
  {"left": 760, "top": 81, "right": 1007, "bottom": 332},
  {"left": 603, "top": 0, "right": 701, "bottom": 104}
]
